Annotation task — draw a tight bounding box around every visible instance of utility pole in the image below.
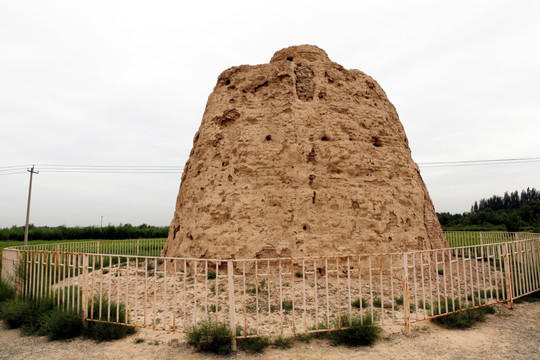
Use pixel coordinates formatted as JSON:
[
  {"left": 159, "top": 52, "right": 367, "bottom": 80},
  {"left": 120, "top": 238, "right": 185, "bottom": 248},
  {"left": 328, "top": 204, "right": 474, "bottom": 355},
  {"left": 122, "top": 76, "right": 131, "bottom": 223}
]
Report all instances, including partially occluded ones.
[{"left": 24, "top": 165, "right": 39, "bottom": 246}]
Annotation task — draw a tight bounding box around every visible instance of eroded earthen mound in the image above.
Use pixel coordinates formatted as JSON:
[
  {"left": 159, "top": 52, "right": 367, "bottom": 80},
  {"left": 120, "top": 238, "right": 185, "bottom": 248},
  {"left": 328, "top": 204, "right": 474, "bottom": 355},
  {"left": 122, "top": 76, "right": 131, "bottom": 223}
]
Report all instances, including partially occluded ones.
[{"left": 163, "top": 45, "right": 447, "bottom": 259}]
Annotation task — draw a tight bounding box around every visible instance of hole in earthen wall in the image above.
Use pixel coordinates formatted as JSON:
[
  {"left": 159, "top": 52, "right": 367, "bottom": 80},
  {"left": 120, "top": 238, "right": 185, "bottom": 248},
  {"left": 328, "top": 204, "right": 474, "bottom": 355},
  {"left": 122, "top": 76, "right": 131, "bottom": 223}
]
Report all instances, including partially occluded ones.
[
  {"left": 254, "top": 81, "right": 268, "bottom": 92},
  {"left": 265, "top": 135, "right": 272, "bottom": 141},
  {"left": 372, "top": 136, "right": 382, "bottom": 147},
  {"left": 307, "top": 147, "right": 316, "bottom": 162},
  {"left": 321, "top": 136, "right": 329, "bottom": 141},
  {"left": 225, "top": 79, "right": 230, "bottom": 85},
  {"left": 309, "top": 174, "right": 316, "bottom": 185},
  {"left": 312, "top": 191, "right": 316, "bottom": 204},
  {"left": 286, "top": 57, "right": 293, "bottom": 61},
  {"left": 302, "top": 225, "right": 308, "bottom": 231}
]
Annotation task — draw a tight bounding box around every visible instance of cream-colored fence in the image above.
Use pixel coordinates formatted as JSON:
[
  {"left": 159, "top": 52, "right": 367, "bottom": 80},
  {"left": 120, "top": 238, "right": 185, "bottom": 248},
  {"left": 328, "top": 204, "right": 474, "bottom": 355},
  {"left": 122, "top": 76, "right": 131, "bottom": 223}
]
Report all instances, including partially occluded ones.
[{"left": 1, "top": 233, "right": 539, "bottom": 340}]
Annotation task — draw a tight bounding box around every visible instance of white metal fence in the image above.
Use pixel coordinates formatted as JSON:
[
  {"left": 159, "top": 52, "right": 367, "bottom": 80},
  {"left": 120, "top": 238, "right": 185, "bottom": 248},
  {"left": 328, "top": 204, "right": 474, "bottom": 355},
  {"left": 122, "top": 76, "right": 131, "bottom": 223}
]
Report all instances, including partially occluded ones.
[{"left": 1, "top": 233, "right": 539, "bottom": 339}]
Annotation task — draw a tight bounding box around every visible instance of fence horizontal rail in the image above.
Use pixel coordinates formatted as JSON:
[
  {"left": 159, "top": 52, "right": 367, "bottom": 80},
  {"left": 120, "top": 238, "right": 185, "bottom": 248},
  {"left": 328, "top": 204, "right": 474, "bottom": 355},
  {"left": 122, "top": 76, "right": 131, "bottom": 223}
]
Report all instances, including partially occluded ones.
[{"left": 1, "top": 233, "right": 539, "bottom": 338}]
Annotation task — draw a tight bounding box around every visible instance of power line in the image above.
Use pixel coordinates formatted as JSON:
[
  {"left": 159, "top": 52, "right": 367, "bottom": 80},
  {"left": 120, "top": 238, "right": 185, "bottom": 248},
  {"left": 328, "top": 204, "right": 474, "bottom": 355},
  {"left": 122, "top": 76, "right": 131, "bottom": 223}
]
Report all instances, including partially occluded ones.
[
  {"left": 418, "top": 157, "right": 540, "bottom": 168},
  {"left": 0, "top": 157, "right": 539, "bottom": 175}
]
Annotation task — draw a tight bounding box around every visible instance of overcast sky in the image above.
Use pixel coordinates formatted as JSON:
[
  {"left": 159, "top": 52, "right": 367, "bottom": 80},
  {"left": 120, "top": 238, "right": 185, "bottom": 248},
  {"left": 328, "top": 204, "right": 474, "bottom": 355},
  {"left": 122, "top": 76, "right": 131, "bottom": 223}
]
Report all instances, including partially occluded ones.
[{"left": 1, "top": 1, "right": 539, "bottom": 227}]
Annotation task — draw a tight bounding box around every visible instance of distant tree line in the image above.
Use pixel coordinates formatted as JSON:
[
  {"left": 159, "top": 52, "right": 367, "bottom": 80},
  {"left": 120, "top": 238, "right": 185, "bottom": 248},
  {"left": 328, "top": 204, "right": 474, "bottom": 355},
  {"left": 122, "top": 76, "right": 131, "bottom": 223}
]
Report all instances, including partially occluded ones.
[
  {"left": 438, "top": 187, "right": 540, "bottom": 232},
  {"left": 0, "top": 224, "right": 169, "bottom": 241}
]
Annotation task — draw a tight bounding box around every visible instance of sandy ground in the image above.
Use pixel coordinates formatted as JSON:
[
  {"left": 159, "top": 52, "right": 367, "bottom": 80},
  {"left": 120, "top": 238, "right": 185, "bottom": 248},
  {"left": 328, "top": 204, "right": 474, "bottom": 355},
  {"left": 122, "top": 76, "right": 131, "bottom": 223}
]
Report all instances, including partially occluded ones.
[{"left": 0, "top": 301, "right": 539, "bottom": 360}]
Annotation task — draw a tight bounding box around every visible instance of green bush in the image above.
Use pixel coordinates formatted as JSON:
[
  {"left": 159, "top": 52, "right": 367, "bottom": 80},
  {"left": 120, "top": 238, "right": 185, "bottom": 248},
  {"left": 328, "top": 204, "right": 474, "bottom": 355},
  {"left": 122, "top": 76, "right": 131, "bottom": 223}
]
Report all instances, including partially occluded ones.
[
  {"left": 273, "top": 336, "right": 294, "bottom": 349},
  {"left": 20, "top": 298, "right": 56, "bottom": 335},
  {"left": 294, "top": 333, "right": 312, "bottom": 343},
  {"left": 84, "top": 296, "right": 136, "bottom": 341},
  {"left": 0, "top": 279, "right": 15, "bottom": 303},
  {"left": 0, "top": 297, "right": 57, "bottom": 335},
  {"left": 515, "top": 290, "right": 540, "bottom": 303},
  {"left": 352, "top": 298, "right": 368, "bottom": 309},
  {"left": 38, "top": 309, "right": 83, "bottom": 340},
  {"left": 327, "top": 314, "right": 381, "bottom": 347},
  {"left": 0, "top": 299, "right": 34, "bottom": 329},
  {"left": 237, "top": 335, "right": 271, "bottom": 353},
  {"left": 207, "top": 270, "right": 216, "bottom": 280},
  {"left": 432, "top": 297, "right": 495, "bottom": 329},
  {"left": 186, "top": 320, "right": 232, "bottom": 355},
  {"left": 282, "top": 300, "right": 293, "bottom": 311}
]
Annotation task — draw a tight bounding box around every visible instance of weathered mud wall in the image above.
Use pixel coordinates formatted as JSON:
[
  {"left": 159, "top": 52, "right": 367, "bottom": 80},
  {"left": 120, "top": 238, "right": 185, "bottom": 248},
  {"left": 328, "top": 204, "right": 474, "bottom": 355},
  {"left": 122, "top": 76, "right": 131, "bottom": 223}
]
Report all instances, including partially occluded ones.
[{"left": 162, "top": 45, "right": 447, "bottom": 260}]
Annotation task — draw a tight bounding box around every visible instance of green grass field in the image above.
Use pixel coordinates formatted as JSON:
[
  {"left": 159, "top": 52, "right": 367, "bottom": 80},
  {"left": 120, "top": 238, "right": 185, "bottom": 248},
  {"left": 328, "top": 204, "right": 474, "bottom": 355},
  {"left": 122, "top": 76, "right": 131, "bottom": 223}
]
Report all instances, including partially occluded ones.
[{"left": 0, "top": 239, "right": 166, "bottom": 276}]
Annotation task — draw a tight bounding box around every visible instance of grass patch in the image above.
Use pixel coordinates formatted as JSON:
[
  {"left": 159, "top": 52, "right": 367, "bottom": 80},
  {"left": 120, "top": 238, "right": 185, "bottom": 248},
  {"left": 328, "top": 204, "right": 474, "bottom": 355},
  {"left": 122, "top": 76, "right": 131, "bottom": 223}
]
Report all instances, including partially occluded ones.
[
  {"left": 352, "top": 298, "right": 368, "bottom": 309},
  {"left": 186, "top": 320, "right": 232, "bottom": 355},
  {"left": 0, "top": 298, "right": 36, "bottom": 329},
  {"left": 38, "top": 309, "right": 83, "bottom": 340},
  {"left": 327, "top": 313, "right": 381, "bottom": 347},
  {"left": 273, "top": 336, "right": 294, "bottom": 349},
  {"left": 282, "top": 299, "right": 293, "bottom": 311},
  {"left": 237, "top": 335, "right": 271, "bottom": 353},
  {"left": 515, "top": 290, "right": 540, "bottom": 303},
  {"left": 432, "top": 297, "right": 496, "bottom": 329},
  {"left": 85, "top": 295, "right": 136, "bottom": 341},
  {"left": 294, "top": 333, "right": 312, "bottom": 343},
  {"left": 0, "top": 279, "right": 16, "bottom": 303}
]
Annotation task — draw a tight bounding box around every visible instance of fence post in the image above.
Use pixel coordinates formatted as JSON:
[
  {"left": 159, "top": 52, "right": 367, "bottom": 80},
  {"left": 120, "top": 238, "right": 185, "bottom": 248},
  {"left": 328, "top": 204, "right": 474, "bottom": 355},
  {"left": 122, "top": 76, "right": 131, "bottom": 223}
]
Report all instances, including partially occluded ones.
[
  {"left": 81, "top": 253, "right": 89, "bottom": 321},
  {"left": 227, "top": 260, "right": 237, "bottom": 351},
  {"left": 503, "top": 243, "right": 514, "bottom": 309},
  {"left": 402, "top": 253, "right": 411, "bottom": 336},
  {"left": 137, "top": 239, "right": 140, "bottom": 257},
  {"left": 480, "top": 233, "right": 484, "bottom": 259}
]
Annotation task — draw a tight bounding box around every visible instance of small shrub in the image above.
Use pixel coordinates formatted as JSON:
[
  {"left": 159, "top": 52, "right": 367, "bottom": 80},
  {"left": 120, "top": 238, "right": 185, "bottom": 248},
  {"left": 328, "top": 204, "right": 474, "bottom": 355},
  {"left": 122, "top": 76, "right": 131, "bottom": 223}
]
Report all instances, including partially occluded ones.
[
  {"left": 394, "top": 296, "right": 404, "bottom": 306},
  {"left": 309, "top": 319, "right": 329, "bottom": 339},
  {"left": 0, "top": 299, "right": 34, "bottom": 329},
  {"left": 38, "top": 309, "right": 83, "bottom": 340},
  {"left": 372, "top": 296, "right": 381, "bottom": 308},
  {"left": 207, "top": 270, "right": 216, "bottom": 280},
  {"left": 352, "top": 298, "right": 368, "bottom": 309},
  {"left": 134, "top": 338, "right": 145, "bottom": 344},
  {"left": 282, "top": 300, "right": 293, "bottom": 311},
  {"left": 84, "top": 296, "right": 136, "bottom": 341},
  {"left": 237, "top": 335, "right": 271, "bottom": 353},
  {"left": 0, "top": 279, "right": 16, "bottom": 303},
  {"left": 515, "top": 290, "right": 540, "bottom": 303},
  {"left": 294, "top": 333, "right": 312, "bottom": 343},
  {"left": 432, "top": 297, "right": 495, "bottom": 329},
  {"left": 294, "top": 271, "right": 303, "bottom": 278},
  {"left": 327, "top": 314, "right": 381, "bottom": 347},
  {"left": 438, "top": 269, "right": 444, "bottom": 275},
  {"left": 186, "top": 320, "right": 232, "bottom": 355},
  {"left": 411, "top": 299, "right": 432, "bottom": 313},
  {"left": 273, "top": 336, "right": 294, "bottom": 349}
]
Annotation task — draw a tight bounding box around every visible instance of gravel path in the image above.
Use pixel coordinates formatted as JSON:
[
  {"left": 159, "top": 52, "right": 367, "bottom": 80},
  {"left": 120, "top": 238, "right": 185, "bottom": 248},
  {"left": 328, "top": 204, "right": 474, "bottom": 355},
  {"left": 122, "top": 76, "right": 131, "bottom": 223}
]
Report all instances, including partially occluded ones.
[{"left": 0, "top": 301, "right": 539, "bottom": 360}]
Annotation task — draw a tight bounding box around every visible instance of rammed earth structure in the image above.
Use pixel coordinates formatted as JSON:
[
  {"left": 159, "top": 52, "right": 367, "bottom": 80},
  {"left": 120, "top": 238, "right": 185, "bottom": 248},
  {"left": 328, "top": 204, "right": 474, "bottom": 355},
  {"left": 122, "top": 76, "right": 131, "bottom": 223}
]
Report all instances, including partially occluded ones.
[{"left": 163, "top": 45, "right": 447, "bottom": 260}]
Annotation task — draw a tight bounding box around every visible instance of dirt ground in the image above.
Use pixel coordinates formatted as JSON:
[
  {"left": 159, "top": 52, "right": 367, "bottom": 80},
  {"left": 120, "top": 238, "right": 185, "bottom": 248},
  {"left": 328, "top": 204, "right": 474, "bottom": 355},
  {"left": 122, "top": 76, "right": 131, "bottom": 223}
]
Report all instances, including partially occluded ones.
[{"left": 0, "top": 301, "right": 538, "bottom": 360}]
